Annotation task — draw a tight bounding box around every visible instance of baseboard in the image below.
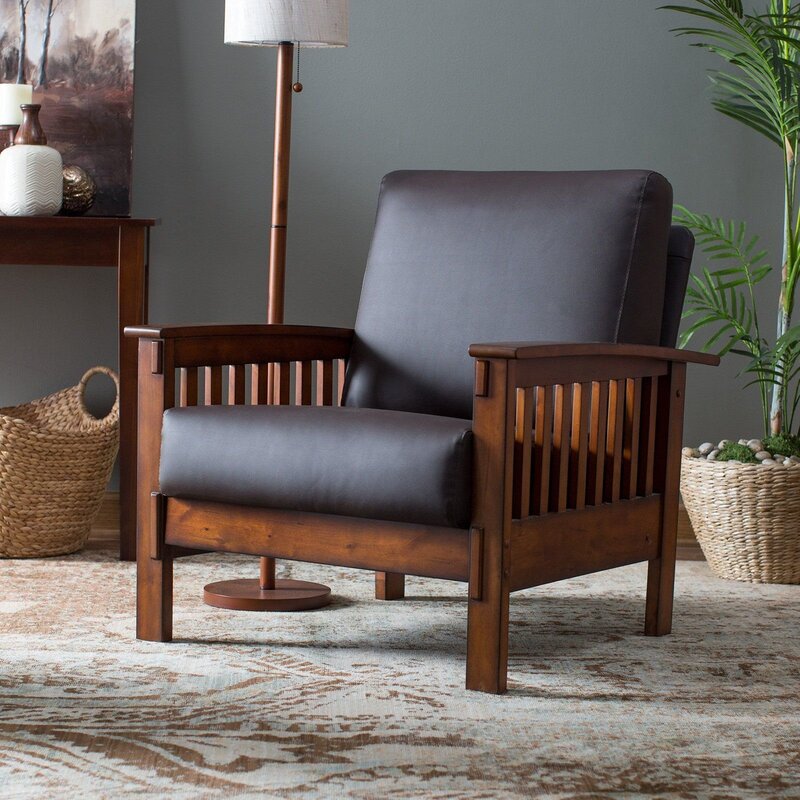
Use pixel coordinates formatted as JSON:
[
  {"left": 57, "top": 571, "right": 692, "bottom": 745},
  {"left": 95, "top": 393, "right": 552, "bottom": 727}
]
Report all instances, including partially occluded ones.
[{"left": 90, "top": 492, "right": 705, "bottom": 561}]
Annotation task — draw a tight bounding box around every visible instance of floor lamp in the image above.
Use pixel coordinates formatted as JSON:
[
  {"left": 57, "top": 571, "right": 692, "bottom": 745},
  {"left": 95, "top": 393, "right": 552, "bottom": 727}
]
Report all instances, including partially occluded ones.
[{"left": 203, "top": 0, "right": 349, "bottom": 613}]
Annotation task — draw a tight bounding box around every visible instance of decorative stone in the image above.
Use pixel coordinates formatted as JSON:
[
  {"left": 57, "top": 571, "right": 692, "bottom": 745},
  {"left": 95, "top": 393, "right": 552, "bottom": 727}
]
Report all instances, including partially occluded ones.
[
  {"left": 738, "top": 439, "right": 748, "bottom": 445},
  {"left": 717, "top": 439, "right": 731, "bottom": 450},
  {"left": 790, "top": 456, "right": 800, "bottom": 464},
  {"left": 61, "top": 164, "right": 96, "bottom": 215},
  {"left": 761, "top": 458, "right": 777, "bottom": 465},
  {"left": 682, "top": 447, "right": 700, "bottom": 458},
  {"left": 698, "top": 442, "right": 715, "bottom": 456},
  {"left": 747, "top": 439, "right": 764, "bottom": 452},
  {"left": 707, "top": 449, "right": 720, "bottom": 461},
  {"left": 774, "top": 454, "right": 786, "bottom": 462},
  {"left": 755, "top": 451, "right": 772, "bottom": 461}
]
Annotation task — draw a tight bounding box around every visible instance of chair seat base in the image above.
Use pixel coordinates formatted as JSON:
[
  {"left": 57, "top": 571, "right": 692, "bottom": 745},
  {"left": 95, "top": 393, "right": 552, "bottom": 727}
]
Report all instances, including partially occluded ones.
[{"left": 202, "top": 578, "right": 331, "bottom": 612}]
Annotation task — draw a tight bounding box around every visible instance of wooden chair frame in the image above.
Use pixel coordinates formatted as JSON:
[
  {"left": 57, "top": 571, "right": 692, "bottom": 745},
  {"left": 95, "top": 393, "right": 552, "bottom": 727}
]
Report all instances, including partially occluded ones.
[{"left": 126, "top": 323, "right": 717, "bottom": 694}]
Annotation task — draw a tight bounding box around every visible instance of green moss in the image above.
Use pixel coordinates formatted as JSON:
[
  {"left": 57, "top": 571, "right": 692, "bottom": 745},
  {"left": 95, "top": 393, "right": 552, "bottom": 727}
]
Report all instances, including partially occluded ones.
[
  {"left": 763, "top": 433, "right": 800, "bottom": 458},
  {"left": 716, "top": 442, "right": 758, "bottom": 463}
]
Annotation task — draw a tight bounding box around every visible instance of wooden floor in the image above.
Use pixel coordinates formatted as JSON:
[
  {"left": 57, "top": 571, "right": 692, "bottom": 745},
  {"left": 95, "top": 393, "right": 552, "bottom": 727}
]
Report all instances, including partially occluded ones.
[{"left": 92, "top": 493, "right": 705, "bottom": 560}]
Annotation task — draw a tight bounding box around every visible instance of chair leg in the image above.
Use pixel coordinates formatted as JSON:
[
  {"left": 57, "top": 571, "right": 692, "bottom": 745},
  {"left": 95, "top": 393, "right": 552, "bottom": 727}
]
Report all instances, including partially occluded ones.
[
  {"left": 466, "top": 572, "right": 510, "bottom": 694},
  {"left": 375, "top": 571, "right": 405, "bottom": 600},
  {"left": 645, "top": 550, "right": 676, "bottom": 636},
  {"left": 137, "top": 550, "right": 173, "bottom": 642}
]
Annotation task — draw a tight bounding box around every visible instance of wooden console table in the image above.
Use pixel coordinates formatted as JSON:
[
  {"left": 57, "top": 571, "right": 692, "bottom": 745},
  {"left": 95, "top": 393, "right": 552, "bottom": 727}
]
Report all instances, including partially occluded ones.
[{"left": 0, "top": 216, "right": 155, "bottom": 561}]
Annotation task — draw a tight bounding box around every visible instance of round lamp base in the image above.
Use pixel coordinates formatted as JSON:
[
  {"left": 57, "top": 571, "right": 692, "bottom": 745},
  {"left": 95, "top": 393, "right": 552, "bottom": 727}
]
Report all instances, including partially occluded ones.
[{"left": 203, "top": 578, "right": 332, "bottom": 612}]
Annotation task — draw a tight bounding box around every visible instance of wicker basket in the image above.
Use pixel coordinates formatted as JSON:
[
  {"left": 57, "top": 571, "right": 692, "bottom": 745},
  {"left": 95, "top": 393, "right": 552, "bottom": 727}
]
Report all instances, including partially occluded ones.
[
  {"left": 680, "top": 455, "right": 800, "bottom": 584},
  {"left": 0, "top": 367, "right": 119, "bottom": 558}
]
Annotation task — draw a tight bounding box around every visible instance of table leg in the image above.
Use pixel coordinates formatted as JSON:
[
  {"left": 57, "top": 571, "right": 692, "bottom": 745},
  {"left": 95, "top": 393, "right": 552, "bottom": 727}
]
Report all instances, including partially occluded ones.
[{"left": 118, "top": 227, "right": 149, "bottom": 561}]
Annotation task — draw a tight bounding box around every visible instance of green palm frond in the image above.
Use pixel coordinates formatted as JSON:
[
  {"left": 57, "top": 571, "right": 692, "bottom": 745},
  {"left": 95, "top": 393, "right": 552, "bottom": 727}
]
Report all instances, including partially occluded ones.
[
  {"left": 662, "top": 1, "right": 800, "bottom": 148},
  {"left": 666, "top": 1, "right": 800, "bottom": 435}
]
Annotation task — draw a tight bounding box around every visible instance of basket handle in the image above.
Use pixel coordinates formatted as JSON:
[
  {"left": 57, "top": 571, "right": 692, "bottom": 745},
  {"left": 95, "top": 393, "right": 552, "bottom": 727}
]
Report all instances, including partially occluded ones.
[{"left": 78, "top": 366, "right": 120, "bottom": 421}]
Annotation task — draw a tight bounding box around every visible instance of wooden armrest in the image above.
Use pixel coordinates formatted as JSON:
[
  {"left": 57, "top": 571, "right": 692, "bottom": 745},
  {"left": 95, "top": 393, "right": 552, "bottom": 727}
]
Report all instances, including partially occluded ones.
[
  {"left": 126, "top": 324, "right": 355, "bottom": 369},
  {"left": 468, "top": 341, "right": 719, "bottom": 367},
  {"left": 125, "top": 323, "right": 354, "bottom": 341}
]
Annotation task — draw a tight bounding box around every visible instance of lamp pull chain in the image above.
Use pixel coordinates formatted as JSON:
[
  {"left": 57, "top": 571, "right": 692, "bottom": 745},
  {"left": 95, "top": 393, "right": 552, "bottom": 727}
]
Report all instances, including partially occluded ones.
[{"left": 293, "top": 44, "right": 303, "bottom": 93}]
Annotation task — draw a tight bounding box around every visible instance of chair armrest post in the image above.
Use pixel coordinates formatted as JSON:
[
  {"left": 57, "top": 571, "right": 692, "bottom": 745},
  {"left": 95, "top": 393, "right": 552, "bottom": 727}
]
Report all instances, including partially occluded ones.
[
  {"left": 136, "top": 337, "right": 175, "bottom": 642},
  {"left": 466, "top": 357, "right": 515, "bottom": 693}
]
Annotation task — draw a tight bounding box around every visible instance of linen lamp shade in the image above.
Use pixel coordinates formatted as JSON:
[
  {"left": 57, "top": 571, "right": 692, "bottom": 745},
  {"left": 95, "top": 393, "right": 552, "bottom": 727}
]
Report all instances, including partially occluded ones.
[{"left": 225, "top": 0, "right": 348, "bottom": 47}]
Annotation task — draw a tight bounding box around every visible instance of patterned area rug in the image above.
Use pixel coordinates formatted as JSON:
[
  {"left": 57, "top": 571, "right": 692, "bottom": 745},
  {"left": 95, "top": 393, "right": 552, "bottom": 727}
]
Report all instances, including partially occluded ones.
[{"left": 1, "top": 544, "right": 798, "bottom": 799}]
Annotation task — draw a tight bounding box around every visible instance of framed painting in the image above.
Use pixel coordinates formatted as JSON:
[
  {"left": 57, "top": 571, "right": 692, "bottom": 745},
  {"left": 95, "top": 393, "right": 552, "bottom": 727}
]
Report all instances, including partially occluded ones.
[{"left": 0, "top": 0, "right": 136, "bottom": 216}]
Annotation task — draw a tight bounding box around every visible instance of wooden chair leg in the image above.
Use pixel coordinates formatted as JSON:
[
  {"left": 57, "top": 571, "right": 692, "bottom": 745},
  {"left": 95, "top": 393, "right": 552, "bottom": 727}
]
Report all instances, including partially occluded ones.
[
  {"left": 645, "top": 548, "right": 676, "bottom": 636},
  {"left": 137, "top": 550, "right": 173, "bottom": 642},
  {"left": 466, "top": 555, "right": 510, "bottom": 694},
  {"left": 375, "top": 571, "right": 405, "bottom": 600}
]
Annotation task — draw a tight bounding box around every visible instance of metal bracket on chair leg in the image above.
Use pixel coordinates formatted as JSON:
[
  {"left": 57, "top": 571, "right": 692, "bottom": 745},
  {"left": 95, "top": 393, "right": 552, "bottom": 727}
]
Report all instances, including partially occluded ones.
[
  {"left": 150, "top": 492, "right": 166, "bottom": 560},
  {"left": 469, "top": 527, "right": 484, "bottom": 601}
]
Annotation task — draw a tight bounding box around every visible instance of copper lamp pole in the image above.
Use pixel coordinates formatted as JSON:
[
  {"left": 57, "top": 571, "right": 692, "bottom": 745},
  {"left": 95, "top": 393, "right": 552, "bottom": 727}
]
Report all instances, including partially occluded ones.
[{"left": 259, "top": 42, "right": 293, "bottom": 595}]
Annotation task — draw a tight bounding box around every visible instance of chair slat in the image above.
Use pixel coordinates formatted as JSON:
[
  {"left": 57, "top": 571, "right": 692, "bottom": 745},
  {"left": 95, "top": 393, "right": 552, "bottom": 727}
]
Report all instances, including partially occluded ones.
[
  {"left": 316, "top": 360, "right": 334, "bottom": 406},
  {"left": 204, "top": 366, "right": 222, "bottom": 405},
  {"left": 295, "top": 361, "right": 313, "bottom": 405},
  {"left": 622, "top": 378, "right": 642, "bottom": 499},
  {"left": 605, "top": 379, "right": 625, "bottom": 502},
  {"left": 227, "top": 364, "right": 246, "bottom": 405},
  {"left": 513, "top": 388, "right": 534, "bottom": 518},
  {"left": 179, "top": 367, "right": 198, "bottom": 408},
  {"left": 550, "top": 383, "right": 572, "bottom": 513},
  {"left": 274, "top": 362, "right": 291, "bottom": 406},
  {"left": 638, "top": 375, "right": 659, "bottom": 496},
  {"left": 569, "top": 381, "right": 591, "bottom": 510},
  {"left": 337, "top": 359, "right": 346, "bottom": 406},
  {"left": 532, "top": 385, "right": 553, "bottom": 515},
  {"left": 251, "top": 364, "right": 269, "bottom": 405},
  {"left": 587, "top": 381, "right": 608, "bottom": 506}
]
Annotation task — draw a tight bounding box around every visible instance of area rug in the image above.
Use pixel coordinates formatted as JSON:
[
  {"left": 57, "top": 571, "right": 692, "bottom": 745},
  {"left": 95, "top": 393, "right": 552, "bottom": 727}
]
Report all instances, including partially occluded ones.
[{"left": 0, "top": 544, "right": 798, "bottom": 799}]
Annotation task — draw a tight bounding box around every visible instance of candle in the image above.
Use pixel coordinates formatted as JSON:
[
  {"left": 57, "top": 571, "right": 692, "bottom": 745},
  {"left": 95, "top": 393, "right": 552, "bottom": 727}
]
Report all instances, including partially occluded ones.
[{"left": 0, "top": 84, "right": 33, "bottom": 126}]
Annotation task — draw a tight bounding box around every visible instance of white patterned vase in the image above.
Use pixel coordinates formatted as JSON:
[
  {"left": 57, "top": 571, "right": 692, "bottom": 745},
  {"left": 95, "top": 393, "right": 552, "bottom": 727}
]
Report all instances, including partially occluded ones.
[{"left": 0, "top": 144, "right": 63, "bottom": 216}]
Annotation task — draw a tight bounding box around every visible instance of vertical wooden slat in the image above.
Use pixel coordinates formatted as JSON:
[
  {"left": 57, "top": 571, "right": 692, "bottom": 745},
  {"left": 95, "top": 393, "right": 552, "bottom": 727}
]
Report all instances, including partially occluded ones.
[
  {"left": 638, "top": 375, "right": 659, "bottom": 496},
  {"left": 251, "top": 364, "right": 269, "bottom": 405},
  {"left": 179, "top": 367, "right": 198, "bottom": 408},
  {"left": 568, "top": 382, "right": 591, "bottom": 510},
  {"left": 316, "top": 360, "right": 334, "bottom": 406},
  {"left": 336, "top": 359, "right": 346, "bottom": 406},
  {"left": 295, "top": 361, "right": 313, "bottom": 405},
  {"left": 203, "top": 366, "right": 222, "bottom": 405},
  {"left": 227, "top": 364, "right": 246, "bottom": 405},
  {"left": 550, "top": 383, "right": 572, "bottom": 513},
  {"left": 604, "top": 379, "right": 625, "bottom": 502},
  {"left": 274, "top": 362, "right": 291, "bottom": 405},
  {"left": 512, "top": 388, "right": 534, "bottom": 519},
  {"left": 587, "top": 381, "right": 609, "bottom": 506},
  {"left": 532, "top": 385, "right": 553, "bottom": 515},
  {"left": 622, "top": 378, "right": 642, "bottom": 499}
]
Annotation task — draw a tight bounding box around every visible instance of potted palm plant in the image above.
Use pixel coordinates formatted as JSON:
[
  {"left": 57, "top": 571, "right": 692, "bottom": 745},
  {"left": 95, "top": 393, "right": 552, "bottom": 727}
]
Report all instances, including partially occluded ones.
[{"left": 665, "top": 0, "right": 800, "bottom": 583}]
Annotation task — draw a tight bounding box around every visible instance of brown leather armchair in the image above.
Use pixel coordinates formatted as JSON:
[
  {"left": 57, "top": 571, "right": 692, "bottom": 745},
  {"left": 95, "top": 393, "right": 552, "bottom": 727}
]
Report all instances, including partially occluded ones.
[{"left": 127, "top": 170, "right": 717, "bottom": 694}]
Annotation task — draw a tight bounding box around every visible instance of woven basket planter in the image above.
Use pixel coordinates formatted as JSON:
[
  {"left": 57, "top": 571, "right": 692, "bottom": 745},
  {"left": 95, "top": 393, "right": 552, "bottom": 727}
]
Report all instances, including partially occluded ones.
[
  {"left": 0, "top": 367, "right": 119, "bottom": 558},
  {"left": 681, "top": 455, "right": 800, "bottom": 584}
]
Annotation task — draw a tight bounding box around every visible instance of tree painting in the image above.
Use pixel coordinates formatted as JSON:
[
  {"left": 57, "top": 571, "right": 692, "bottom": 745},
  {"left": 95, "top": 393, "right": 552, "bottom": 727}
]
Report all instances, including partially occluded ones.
[
  {"left": 36, "top": 0, "right": 62, "bottom": 87},
  {"left": 0, "top": 0, "right": 136, "bottom": 215},
  {"left": 16, "top": 0, "right": 28, "bottom": 83}
]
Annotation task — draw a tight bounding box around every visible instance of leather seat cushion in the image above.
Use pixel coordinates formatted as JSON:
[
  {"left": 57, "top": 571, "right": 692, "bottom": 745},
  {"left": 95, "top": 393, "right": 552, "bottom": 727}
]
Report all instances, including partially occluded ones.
[{"left": 159, "top": 405, "right": 473, "bottom": 529}]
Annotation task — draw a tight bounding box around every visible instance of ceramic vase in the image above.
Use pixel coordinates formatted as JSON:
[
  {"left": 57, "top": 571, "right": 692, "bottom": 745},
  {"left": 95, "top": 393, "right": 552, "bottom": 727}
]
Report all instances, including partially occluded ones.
[{"left": 0, "top": 104, "right": 62, "bottom": 217}]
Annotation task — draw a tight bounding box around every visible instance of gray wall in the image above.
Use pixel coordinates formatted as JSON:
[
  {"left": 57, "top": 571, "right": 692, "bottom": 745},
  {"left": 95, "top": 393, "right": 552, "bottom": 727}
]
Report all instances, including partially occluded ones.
[{"left": 1, "top": 0, "right": 783, "bottom": 481}]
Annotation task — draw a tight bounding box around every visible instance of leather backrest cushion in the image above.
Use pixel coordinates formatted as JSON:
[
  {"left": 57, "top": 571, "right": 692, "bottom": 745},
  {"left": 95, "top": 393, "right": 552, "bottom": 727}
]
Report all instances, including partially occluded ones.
[
  {"left": 660, "top": 225, "right": 694, "bottom": 348},
  {"left": 343, "top": 170, "right": 673, "bottom": 419}
]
